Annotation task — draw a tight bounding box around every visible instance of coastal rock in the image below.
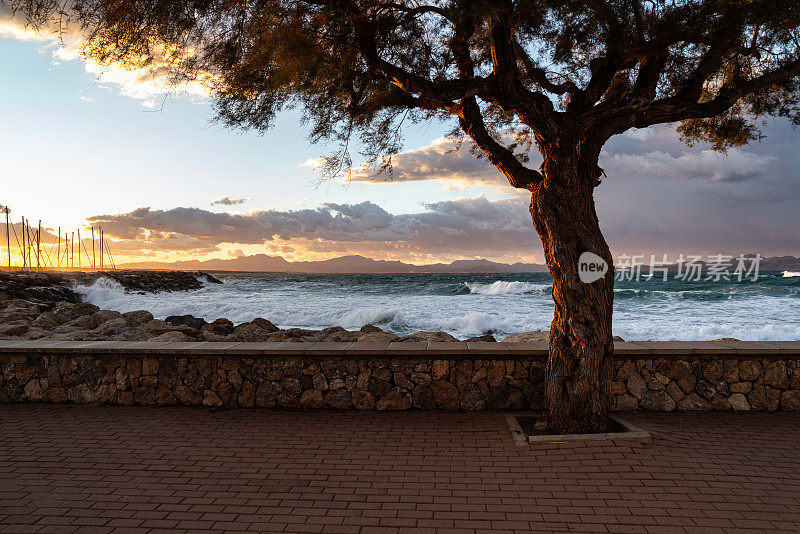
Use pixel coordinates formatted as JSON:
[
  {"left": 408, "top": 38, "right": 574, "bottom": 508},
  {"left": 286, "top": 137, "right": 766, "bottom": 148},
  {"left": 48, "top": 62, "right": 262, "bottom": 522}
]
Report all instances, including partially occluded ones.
[
  {"left": 166, "top": 314, "right": 207, "bottom": 330},
  {"left": 503, "top": 331, "right": 548, "bottom": 342},
  {"left": 465, "top": 334, "right": 497, "bottom": 342},
  {"left": 398, "top": 331, "right": 458, "bottom": 342},
  {"left": 250, "top": 318, "right": 280, "bottom": 332},
  {"left": 0, "top": 323, "right": 28, "bottom": 336},
  {"left": 357, "top": 331, "right": 398, "bottom": 343},
  {"left": 151, "top": 331, "right": 192, "bottom": 342},
  {"left": 92, "top": 310, "right": 123, "bottom": 327},
  {"left": 230, "top": 323, "right": 275, "bottom": 342},
  {"left": 360, "top": 324, "right": 384, "bottom": 334},
  {"left": 201, "top": 318, "right": 235, "bottom": 336},
  {"left": 122, "top": 310, "right": 154, "bottom": 327}
]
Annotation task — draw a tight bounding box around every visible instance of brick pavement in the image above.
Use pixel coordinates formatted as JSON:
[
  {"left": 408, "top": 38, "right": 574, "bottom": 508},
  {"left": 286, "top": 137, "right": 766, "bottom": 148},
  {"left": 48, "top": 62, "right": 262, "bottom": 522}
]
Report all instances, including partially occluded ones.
[{"left": 1, "top": 405, "right": 799, "bottom": 533}]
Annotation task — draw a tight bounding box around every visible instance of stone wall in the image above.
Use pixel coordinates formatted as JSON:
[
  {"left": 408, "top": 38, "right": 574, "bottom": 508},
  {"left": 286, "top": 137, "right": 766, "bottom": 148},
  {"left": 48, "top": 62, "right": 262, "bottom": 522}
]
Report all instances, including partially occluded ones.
[{"left": 1, "top": 341, "right": 799, "bottom": 411}]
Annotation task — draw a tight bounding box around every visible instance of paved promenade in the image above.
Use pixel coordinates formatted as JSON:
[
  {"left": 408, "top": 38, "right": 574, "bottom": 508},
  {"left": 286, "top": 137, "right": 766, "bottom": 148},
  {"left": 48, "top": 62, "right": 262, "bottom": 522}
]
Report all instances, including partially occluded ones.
[{"left": 1, "top": 406, "right": 799, "bottom": 533}]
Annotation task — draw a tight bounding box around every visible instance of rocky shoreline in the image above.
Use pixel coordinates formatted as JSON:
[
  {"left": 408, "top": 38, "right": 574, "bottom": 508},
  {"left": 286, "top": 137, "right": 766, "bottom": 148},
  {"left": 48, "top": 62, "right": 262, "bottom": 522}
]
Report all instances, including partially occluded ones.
[{"left": 0, "top": 270, "right": 547, "bottom": 343}]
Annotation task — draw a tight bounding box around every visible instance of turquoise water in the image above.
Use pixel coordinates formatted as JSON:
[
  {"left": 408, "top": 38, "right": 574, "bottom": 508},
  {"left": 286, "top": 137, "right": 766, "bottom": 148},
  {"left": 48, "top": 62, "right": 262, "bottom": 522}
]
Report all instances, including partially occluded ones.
[{"left": 76, "top": 271, "right": 800, "bottom": 341}]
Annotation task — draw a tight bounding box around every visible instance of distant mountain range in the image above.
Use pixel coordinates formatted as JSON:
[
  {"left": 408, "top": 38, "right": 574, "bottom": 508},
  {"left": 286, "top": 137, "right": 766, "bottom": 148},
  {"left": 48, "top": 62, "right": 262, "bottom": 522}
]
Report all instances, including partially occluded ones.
[
  {"left": 117, "top": 253, "right": 800, "bottom": 274},
  {"left": 118, "top": 254, "right": 551, "bottom": 273}
]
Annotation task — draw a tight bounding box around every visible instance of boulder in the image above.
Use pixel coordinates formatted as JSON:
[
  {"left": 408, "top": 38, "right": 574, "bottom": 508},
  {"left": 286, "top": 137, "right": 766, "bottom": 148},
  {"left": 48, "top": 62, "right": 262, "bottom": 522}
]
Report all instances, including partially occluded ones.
[
  {"left": 92, "top": 310, "right": 123, "bottom": 327},
  {"left": 151, "top": 331, "right": 192, "bottom": 342},
  {"left": 465, "top": 334, "right": 496, "bottom": 342},
  {"left": 250, "top": 317, "right": 280, "bottom": 332},
  {"left": 229, "top": 323, "right": 275, "bottom": 342},
  {"left": 165, "top": 314, "right": 207, "bottom": 330},
  {"left": 360, "top": 324, "right": 384, "bottom": 334},
  {"left": 357, "top": 331, "right": 399, "bottom": 343},
  {"left": 122, "top": 310, "right": 154, "bottom": 327},
  {"left": 0, "top": 323, "right": 28, "bottom": 336},
  {"left": 503, "top": 330, "right": 549, "bottom": 342},
  {"left": 398, "top": 331, "right": 458, "bottom": 342}
]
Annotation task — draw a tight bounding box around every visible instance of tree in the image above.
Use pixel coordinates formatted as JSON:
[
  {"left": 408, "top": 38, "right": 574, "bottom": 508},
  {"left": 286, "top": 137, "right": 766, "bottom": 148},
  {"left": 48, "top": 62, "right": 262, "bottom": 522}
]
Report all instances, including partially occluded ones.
[{"left": 12, "top": 0, "right": 800, "bottom": 432}]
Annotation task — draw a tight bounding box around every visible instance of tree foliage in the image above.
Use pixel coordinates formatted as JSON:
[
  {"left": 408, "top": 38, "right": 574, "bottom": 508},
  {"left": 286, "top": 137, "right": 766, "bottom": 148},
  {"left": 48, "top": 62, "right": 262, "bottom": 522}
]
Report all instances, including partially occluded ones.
[{"left": 11, "top": 0, "right": 800, "bottom": 184}]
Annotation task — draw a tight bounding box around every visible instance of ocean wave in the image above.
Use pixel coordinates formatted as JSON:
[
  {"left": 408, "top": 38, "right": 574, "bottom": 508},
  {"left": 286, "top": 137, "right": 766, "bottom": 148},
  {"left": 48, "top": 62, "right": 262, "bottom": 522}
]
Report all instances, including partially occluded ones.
[
  {"left": 435, "top": 312, "right": 511, "bottom": 338},
  {"left": 73, "top": 277, "right": 128, "bottom": 305},
  {"left": 783, "top": 271, "right": 800, "bottom": 278},
  {"left": 464, "top": 280, "right": 551, "bottom": 295},
  {"left": 337, "top": 307, "right": 406, "bottom": 329}
]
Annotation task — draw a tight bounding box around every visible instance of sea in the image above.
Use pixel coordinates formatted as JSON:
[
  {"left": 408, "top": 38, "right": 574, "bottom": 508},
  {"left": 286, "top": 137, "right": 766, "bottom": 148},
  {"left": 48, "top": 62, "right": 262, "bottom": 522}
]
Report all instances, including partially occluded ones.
[{"left": 74, "top": 271, "right": 800, "bottom": 341}]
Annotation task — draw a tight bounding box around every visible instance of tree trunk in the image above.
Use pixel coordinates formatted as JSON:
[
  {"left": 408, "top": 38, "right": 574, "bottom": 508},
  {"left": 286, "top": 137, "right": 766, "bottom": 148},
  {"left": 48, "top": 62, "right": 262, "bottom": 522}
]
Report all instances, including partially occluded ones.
[{"left": 529, "top": 142, "right": 614, "bottom": 434}]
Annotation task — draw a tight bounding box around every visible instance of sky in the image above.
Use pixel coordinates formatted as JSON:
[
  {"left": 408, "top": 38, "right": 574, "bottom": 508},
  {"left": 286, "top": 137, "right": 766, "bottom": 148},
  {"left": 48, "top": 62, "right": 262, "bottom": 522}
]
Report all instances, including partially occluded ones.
[{"left": 1, "top": 11, "right": 799, "bottom": 267}]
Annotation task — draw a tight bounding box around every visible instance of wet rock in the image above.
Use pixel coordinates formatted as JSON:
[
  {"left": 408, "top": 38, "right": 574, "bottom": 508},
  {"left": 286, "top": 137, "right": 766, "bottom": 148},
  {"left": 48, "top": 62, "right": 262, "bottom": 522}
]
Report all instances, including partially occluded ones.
[
  {"left": 166, "top": 314, "right": 207, "bottom": 330},
  {"left": 360, "top": 324, "right": 383, "bottom": 334}
]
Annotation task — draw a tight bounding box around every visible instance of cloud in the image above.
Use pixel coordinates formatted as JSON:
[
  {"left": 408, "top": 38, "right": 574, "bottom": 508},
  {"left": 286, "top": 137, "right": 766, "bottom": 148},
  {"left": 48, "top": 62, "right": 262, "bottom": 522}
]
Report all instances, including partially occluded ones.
[
  {"left": 0, "top": 5, "right": 210, "bottom": 107},
  {"left": 212, "top": 197, "right": 249, "bottom": 206},
  {"left": 86, "top": 196, "right": 540, "bottom": 260}
]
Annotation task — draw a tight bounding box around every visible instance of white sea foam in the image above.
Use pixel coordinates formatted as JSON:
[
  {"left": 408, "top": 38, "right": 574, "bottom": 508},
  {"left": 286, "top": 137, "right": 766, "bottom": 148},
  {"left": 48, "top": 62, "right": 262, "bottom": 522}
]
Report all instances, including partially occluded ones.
[
  {"left": 70, "top": 273, "right": 800, "bottom": 341},
  {"left": 465, "top": 280, "right": 551, "bottom": 295},
  {"left": 783, "top": 271, "right": 800, "bottom": 278}
]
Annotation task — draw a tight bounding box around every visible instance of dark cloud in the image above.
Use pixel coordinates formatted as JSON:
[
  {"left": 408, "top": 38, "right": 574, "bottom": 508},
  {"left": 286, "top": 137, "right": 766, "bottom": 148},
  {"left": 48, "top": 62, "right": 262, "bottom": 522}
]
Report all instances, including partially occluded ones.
[
  {"left": 88, "top": 197, "right": 538, "bottom": 258},
  {"left": 211, "top": 197, "right": 249, "bottom": 206}
]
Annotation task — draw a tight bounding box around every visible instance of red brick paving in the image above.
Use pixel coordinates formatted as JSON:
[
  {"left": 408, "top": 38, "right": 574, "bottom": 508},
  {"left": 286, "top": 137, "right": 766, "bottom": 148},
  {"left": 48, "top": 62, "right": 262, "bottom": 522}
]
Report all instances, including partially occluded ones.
[{"left": 1, "top": 406, "right": 799, "bottom": 533}]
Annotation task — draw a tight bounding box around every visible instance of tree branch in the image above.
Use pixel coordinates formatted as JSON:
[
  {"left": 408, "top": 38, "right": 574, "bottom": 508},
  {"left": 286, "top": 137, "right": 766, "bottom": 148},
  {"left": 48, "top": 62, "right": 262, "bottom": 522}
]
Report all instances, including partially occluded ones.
[{"left": 457, "top": 97, "right": 543, "bottom": 191}]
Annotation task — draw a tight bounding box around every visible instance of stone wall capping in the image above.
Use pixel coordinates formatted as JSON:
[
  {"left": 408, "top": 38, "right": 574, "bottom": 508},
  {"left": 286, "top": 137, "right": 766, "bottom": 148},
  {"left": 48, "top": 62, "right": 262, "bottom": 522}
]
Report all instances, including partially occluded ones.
[
  {"left": 229, "top": 342, "right": 282, "bottom": 354},
  {"left": 631, "top": 341, "right": 696, "bottom": 354},
  {"left": 505, "top": 341, "right": 549, "bottom": 355},
  {"left": 466, "top": 341, "right": 512, "bottom": 355},
  {"left": 343, "top": 342, "right": 391, "bottom": 356},
  {"left": 613, "top": 342, "right": 655, "bottom": 355},
  {"left": 757, "top": 341, "right": 800, "bottom": 354},
  {"left": 427, "top": 342, "right": 469, "bottom": 355},
  {"left": 266, "top": 342, "right": 315, "bottom": 354},
  {"left": 386, "top": 342, "right": 427, "bottom": 356},
  {"left": 0, "top": 339, "right": 797, "bottom": 357},
  {"left": 304, "top": 342, "right": 354, "bottom": 355}
]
